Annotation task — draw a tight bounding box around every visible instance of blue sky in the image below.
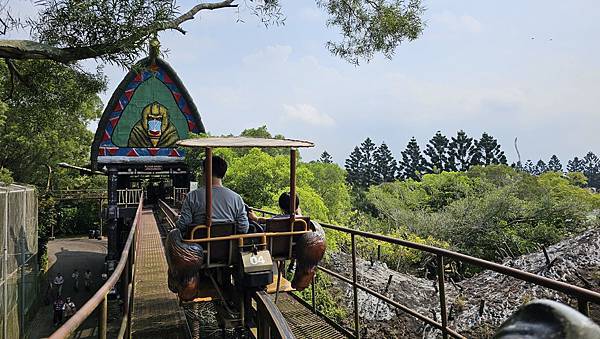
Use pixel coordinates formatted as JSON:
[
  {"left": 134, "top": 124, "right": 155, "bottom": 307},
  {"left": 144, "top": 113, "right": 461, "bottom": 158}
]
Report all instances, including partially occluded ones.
[{"left": 8, "top": 1, "right": 600, "bottom": 165}]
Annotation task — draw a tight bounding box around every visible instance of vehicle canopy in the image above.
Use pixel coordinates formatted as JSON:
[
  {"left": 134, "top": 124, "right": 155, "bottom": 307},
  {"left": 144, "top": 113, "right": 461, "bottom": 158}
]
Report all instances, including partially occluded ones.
[{"left": 176, "top": 136, "right": 314, "bottom": 227}]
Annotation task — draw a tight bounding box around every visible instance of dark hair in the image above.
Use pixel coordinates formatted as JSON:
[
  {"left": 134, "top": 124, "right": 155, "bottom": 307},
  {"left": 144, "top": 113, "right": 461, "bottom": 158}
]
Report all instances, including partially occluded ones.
[
  {"left": 278, "top": 192, "right": 300, "bottom": 214},
  {"left": 203, "top": 155, "right": 228, "bottom": 179}
]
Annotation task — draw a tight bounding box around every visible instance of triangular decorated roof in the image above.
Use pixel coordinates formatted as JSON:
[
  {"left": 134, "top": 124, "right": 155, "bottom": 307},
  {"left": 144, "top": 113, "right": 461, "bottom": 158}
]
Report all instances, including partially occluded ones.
[{"left": 91, "top": 57, "right": 205, "bottom": 169}]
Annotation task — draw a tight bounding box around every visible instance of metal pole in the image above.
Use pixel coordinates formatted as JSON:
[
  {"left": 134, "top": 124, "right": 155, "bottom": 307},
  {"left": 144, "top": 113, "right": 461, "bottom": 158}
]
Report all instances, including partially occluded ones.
[
  {"left": 99, "top": 294, "right": 108, "bottom": 339},
  {"left": 311, "top": 274, "right": 316, "bottom": 313},
  {"left": 19, "top": 190, "right": 26, "bottom": 339},
  {"left": 107, "top": 167, "right": 119, "bottom": 260},
  {"left": 205, "top": 148, "right": 212, "bottom": 228},
  {"left": 351, "top": 234, "right": 360, "bottom": 339},
  {"left": 437, "top": 255, "right": 448, "bottom": 339},
  {"left": 289, "top": 149, "right": 297, "bottom": 221},
  {"left": 3, "top": 188, "right": 8, "bottom": 339},
  {"left": 99, "top": 199, "right": 103, "bottom": 239}
]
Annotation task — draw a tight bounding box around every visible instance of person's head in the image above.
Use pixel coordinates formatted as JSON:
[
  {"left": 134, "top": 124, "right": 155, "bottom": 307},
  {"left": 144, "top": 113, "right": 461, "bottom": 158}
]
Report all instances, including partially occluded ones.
[
  {"left": 278, "top": 192, "right": 300, "bottom": 214},
  {"left": 74, "top": 269, "right": 78, "bottom": 272},
  {"left": 66, "top": 297, "right": 71, "bottom": 302},
  {"left": 203, "top": 155, "right": 228, "bottom": 179},
  {"left": 57, "top": 273, "right": 62, "bottom": 277}
]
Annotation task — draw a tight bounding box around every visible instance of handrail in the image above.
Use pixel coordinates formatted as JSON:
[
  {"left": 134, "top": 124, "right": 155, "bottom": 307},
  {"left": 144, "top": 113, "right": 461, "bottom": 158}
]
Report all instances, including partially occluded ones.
[
  {"left": 249, "top": 207, "right": 600, "bottom": 339},
  {"left": 253, "top": 291, "right": 296, "bottom": 339},
  {"left": 49, "top": 199, "right": 143, "bottom": 339},
  {"left": 318, "top": 221, "right": 600, "bottom": 305}
]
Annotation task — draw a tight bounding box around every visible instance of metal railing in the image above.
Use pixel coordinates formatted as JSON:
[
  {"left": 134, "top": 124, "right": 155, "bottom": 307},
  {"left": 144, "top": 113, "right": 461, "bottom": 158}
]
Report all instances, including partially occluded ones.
[
  {"left": 117, "top": 188, "right": 143, "bottom": 208},
  {"left": 172, "top": 187, "right": 188, "bottom": 206},
  {"left": 49, "top": 199, "right": 143, "bottom": 339},
  {"left": 250, "top": 208, "right": 600, "bottom": 339},
  {"left": 50, "top": 189, "right": 107, "bottom": 201}
]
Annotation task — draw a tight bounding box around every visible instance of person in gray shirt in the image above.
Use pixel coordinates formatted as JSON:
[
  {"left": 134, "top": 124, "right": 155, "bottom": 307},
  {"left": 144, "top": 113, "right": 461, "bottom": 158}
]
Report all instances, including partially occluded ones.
[{"left": 176, "top": 155, "right": 249, "bottom": 234}]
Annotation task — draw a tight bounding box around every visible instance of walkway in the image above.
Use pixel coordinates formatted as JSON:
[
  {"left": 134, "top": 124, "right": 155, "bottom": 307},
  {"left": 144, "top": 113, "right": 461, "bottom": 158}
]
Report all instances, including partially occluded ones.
[
  {"left": 28, "top": 237, "right": 107, "bottom": 339},
  {"left": 130, "top": 209, "right": 187, "bottom": 338},
  {"left": 274, "top": 293, "right": 348, "bottom": 338}
]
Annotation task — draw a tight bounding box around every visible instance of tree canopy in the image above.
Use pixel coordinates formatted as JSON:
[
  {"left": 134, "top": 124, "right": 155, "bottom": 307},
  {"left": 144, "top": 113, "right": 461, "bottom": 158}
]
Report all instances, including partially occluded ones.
[{"left": 0, "top": 0, "right": 425, "bottom": 66}]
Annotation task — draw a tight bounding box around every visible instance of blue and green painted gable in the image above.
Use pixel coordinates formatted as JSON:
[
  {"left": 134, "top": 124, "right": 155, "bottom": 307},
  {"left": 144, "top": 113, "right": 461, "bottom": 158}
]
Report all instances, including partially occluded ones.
[{"left": 91, "top": 57, "right": 205, "bottom": 168}]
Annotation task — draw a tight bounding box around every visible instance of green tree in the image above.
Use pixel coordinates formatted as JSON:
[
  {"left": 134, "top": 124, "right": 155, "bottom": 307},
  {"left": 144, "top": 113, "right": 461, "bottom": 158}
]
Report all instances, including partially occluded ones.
[
  {"left": 344, "top": 138, "right": 379, "bottom": 188},
  {"left": 319, "top": 151, "right": 333, "bottom": 164},
  {"left": 359, "top": 138, "right": 379, "bottom": 186},
  {"left": 302, "top": 162, "right": 351, "bottom": 222},
  {"left": 566, "top": 172, "right": 587, "bottom": 188},
  {"left": 345, "top": 146, "right": 364, "bottom": 188},
  {"left": 1, "top": 0, "right": 425, "bottom": 67},
  {"left": 535, "top": 159, "right": 548, "bottom": 175},
  {"left": 374, "top": 142, "right": 397, "bottom": 183},
  {"left": 547, "top": 155, "right": 563, "bottom": 172},
  {"left": 472, "top": 132, "right": 507, "bottom": 166},
  {"left": 567, "top": 157, "right": 585, "bottom": 173},
  {"left": 0, "top": 60, "right": 104, "bottom": 186},
  {"left": 399, "top": 137, "right": 425, "bottom": 181},
  {"left": 0, "top": 167, "right": 13, "bottom": 184},
  {"left": 424, "top": 131, "right": 450, "bottom": 173},
  {"left": 448, "top": 130, "right": 474, "bottom": 171},
  {"left": 582, "top": 151, "right": 599, "bottom": 189},
  {"left": 523, "top": 160, "right": 536, "bottom": 175},
  {"left": 238, "top": 125, "right": 286, "bottom": 156}
]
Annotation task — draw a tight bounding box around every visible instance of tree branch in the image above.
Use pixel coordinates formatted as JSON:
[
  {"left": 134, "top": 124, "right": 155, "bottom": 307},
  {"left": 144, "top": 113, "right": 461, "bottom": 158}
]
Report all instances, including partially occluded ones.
[
  {"left": 163, "top": 0, "right": 238, "bottom": 33},
  {"left": 0, "top": 1, "right": 238, "bottom": 63}
]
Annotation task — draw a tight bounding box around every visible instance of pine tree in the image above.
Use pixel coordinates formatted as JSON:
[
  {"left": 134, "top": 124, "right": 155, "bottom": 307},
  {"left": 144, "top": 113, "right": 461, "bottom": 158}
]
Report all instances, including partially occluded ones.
[
  {"left": 424, "top": 131, "right": 450, "bottom": 173},
  {"left": 448, "top": 130, "right": 474, "bottom": 171},
  {"left": 567, "top": 157, "right": 585, "bottom": 173},
  {"left": 472, "top": 132, "right": 507, "bottom": 166},
  {"left": 345, "top": 147, "right": 363, "bottom": 188},
  {"left": 359, "top": 138, "right": 378, "bottom": 186},
  {"left": 582, "top": 151, "right": 600, "bottom": 189},
  {"left": 319, "top": 151, "right": 333, "bottom": 164},
  {"left": 374, "top": 142, "right": 397, "bottom": 183},
  {"left": 523, "top": 160, "right": 536, "bottom": 174},
  {"left": 535, "top": 160, "right": 548, "bottom": 174},
  {"left": 547, "top": 155, "right": 562, "bottom": 172},
  {"left": 400, "top": 137, "right": 426, "bottom": 181}
]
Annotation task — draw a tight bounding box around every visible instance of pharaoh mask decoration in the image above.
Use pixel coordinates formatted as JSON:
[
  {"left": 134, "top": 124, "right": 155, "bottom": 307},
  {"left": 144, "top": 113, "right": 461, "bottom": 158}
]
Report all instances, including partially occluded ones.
[{"left": 128, "top": 102, "right": 179, "bottom": 148}]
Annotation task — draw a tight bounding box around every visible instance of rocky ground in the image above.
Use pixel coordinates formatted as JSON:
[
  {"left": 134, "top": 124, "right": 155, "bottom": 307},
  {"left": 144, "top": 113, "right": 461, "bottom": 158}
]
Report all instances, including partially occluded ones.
[{"left": 324, "top": 227, "right": 600, "bottom": 338}]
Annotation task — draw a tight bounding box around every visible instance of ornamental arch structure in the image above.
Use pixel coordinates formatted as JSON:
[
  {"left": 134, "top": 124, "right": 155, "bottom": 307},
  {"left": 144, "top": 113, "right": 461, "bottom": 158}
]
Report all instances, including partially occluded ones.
[{"left": 91, "top": 55, "right": 205, "bottom": 262}]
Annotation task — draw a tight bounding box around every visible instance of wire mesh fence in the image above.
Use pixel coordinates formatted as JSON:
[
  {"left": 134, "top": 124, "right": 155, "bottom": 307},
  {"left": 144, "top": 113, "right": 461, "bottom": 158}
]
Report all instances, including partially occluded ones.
[{"left": 0, "top": 184, "right": 39, "bottom": 339}]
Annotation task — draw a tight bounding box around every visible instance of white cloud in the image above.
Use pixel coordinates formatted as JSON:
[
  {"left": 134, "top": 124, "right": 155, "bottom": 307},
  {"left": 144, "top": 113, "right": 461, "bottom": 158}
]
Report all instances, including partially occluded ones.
[
  {"left": 283, "top": 104, "right": 335, "bottom": 126},
  {"left": 432, "top": 12, "right": 483, "bottom": 33}
]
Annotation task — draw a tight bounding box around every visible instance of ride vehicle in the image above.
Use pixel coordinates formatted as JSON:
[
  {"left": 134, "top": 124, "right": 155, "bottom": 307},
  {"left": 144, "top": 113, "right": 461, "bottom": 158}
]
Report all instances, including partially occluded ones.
[{"left": 164, "top": 136, "right": 326, "bottom": 336}]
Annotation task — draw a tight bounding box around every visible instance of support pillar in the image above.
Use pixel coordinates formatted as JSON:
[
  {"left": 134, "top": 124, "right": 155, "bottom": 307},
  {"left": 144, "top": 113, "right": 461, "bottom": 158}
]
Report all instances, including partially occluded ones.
[{"left": 107, "top": 167, "right": 119, "bottom": 261}]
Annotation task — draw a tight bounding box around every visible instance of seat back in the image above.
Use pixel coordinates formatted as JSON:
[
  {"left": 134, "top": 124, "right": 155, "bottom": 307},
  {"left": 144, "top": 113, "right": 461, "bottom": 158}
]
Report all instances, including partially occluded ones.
[
  {"left": 265, "top": 216, "right": 310, "bottom": 260},
  {"left": 190, "top": 223, "right": 237, "bottom": 267}
]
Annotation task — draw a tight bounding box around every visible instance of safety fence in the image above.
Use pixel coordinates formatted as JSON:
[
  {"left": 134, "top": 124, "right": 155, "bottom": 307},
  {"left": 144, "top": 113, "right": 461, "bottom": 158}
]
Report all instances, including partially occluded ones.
[
  {"left": 48, "top": 199, "right": 143, "bottom": 339},
  {"left": 117, "top": 189, "right": 143, "bottom": 208},
  {"left": 251, "top": 208, "right": 600, "bottom": 339},
  {"left": 172, "top": 188, "right": 188, "bottom": 207},
  {"left": 0, "top": 184, "right": 39, "bottom": 339}
]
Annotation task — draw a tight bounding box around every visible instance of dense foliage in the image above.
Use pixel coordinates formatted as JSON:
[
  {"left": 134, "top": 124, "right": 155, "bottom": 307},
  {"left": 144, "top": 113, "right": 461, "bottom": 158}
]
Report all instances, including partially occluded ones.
[
  {"left": 345, "top": 130, "right": 600, "bottom": 191},
  {"left": 0, "top": 59, "right": 107, "bottom": 265},
  {"left": 363, "top": 166, "right": 600, "bottom": 263}
]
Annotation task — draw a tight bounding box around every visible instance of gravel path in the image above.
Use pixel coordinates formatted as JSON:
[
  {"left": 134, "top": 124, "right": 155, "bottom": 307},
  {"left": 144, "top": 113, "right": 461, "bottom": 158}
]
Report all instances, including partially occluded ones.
[{"left": 28, "top": 237, "right": 107, "bottom": 339}]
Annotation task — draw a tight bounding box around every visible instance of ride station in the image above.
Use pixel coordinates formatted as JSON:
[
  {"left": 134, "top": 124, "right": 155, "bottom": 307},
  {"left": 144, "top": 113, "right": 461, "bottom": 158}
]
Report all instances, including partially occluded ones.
[{"left": 90, "top": 41, "right": 204, "bottom": 266}]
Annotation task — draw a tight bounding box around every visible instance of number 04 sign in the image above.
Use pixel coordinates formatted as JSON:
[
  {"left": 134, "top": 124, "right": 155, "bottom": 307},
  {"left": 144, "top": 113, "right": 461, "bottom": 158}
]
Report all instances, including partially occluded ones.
[{"left": 241, "top": 250, "right": 273, "bottom": 273}]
